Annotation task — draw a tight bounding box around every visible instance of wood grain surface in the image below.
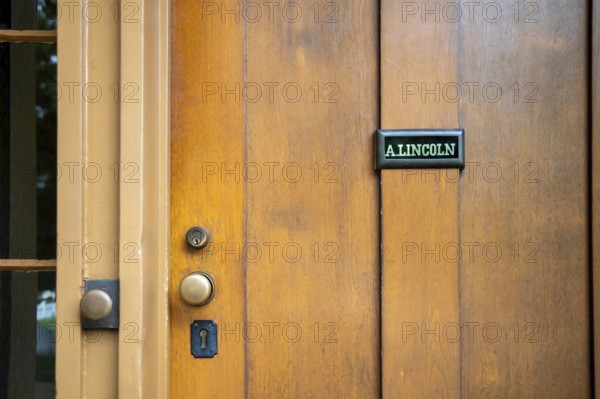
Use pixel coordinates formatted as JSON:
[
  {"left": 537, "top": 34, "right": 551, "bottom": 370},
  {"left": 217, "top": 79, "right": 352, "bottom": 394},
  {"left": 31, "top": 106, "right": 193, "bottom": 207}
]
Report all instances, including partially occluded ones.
[
  {"left": 382, "top": 1, "right": 591, "bottom": 398},
  {"left": 172, "top": 0, "right": 592, "bottom": 397},
  {"left": 170, "top": 0, "right": 246, "bottom": 396},
  {"left": 459, "top": 2, "right": 590, "bottom": 397},
  {"left": 381, "top": 0, "right": 460, "bottom": 397},
  {"left": 171, "top": 0, "right": 379, "bottom": 397},
  {"left": 244, "top": 0, "right": 379, "bottom": 397}
]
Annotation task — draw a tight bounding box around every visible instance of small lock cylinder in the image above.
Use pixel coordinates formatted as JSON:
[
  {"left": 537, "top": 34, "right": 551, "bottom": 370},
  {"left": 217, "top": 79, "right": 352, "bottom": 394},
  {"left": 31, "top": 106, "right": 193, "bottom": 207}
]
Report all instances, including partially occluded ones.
[{"left": 186, "top": 226, "right": 209, "bottom": 249}]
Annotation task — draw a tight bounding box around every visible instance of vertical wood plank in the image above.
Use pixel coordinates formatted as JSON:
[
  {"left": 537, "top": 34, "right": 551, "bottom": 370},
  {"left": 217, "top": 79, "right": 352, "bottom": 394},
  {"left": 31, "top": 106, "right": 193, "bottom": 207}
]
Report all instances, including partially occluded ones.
[
  {"left": 170, "top": 0, "right": 246, "bottom": 397},
  {"left": 459, "top": 1, "right": 590, "bottom": 397},
  {"left": 381, "top": 1, "right": 460, "bottom": 397},
  {"left": 245, "top": 1, "right": 379, "bottom": 397}
]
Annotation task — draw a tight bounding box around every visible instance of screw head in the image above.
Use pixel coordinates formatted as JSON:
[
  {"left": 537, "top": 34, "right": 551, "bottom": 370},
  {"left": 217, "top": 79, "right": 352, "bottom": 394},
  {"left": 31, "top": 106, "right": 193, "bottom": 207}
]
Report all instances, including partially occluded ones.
[{"left": 186, "top": 226, "right": 209, "bottom": 249}]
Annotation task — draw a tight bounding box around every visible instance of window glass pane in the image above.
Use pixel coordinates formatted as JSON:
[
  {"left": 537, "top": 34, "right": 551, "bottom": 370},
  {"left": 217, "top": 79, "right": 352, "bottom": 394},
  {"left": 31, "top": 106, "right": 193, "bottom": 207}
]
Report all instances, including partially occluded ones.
[
  {"left": 36, "top": 41, "right": 57, "bottom": 260},
  {"left": 2, "top": 40, "right": 57, "bottom": 259},
  {"left": 0, "top": 0, "right": 57, "bottom": 30},
  {"left": 37, "top": 0, "right": 57, "bottom": 30},
  {"left": 0, "top": 271, "right": 56, "bottom": 398},
  {"left": 36, "top": 271, "right": 56, "bottom": 398}
]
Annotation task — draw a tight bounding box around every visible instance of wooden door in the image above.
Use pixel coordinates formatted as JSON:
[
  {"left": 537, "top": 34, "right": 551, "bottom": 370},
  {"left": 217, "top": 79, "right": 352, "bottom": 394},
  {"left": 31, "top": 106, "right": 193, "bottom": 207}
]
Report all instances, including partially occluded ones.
[
  {"left": 170, "top": 0, "right": 592, "bottom": 397},
  {"left": 380, "top": 1, "right": 591, "bottom": 397},
  {"left": 170, "top": 0, "right": 379, "bottom": 397}
]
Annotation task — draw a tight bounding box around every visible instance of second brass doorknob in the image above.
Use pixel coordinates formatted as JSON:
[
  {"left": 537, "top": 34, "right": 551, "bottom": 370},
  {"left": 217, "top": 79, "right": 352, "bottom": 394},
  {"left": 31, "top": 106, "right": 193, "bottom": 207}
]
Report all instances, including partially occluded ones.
[
  {"left": 180, "top": 272, "right": 215, "bottom": 306},
  {"left": 81, "top": 289, "right": 113, "bottom": 321}
]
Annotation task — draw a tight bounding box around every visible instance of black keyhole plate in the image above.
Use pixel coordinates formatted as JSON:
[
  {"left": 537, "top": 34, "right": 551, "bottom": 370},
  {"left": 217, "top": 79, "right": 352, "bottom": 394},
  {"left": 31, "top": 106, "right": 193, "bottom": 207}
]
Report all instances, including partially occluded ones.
[{"left": 191, "top": 320, "right": 218, "bottom": 358}]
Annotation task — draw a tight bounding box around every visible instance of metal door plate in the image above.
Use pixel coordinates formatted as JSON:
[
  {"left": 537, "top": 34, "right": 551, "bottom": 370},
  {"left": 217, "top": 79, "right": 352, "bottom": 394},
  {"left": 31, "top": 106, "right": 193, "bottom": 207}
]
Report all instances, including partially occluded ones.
[
  {"left": 82, "top": 279, "right": 120, "bottom": 329},
  {"left": 191, "top": 320, "right": 218, "bottom": 358},
  {"left": 375, "top": 129, "right": 465, "bottom": 169}
]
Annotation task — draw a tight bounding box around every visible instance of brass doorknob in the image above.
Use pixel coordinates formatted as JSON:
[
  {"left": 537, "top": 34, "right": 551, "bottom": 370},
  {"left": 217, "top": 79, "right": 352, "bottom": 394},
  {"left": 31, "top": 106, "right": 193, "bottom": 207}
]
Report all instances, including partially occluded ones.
[
  {"left": 81, "top": 289, "right": 113, "bottom": 321},
  {"left": 180, "top": 272, "right": 215, "bottom": 306}
]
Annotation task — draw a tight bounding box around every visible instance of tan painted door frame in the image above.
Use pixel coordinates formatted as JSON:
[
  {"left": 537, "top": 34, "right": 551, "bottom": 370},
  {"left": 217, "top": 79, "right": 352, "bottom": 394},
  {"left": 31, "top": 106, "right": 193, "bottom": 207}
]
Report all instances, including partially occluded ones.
[
  {"left": 56, "top": 0, "right": 169, "bottom": 397},
  {"left": 56, "top": 0, "right": 600, "bottom": 398}
]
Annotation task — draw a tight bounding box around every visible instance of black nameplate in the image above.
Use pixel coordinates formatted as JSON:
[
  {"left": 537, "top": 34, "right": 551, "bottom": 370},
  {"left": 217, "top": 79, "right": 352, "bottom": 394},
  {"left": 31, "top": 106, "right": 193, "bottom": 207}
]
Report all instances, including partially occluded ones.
[{"left": 375, "top": 129, "right": 464, "bottom": 169}]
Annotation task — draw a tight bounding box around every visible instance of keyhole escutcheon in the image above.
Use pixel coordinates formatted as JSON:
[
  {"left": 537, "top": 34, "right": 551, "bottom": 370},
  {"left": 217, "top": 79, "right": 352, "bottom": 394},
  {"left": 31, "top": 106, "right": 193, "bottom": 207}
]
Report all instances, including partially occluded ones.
[
  {"left": 191, "top": 320, "right": 218, "bottom": 358},
  {"left": 200, "top": 329, "right": 208, "bottom": 349}
]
